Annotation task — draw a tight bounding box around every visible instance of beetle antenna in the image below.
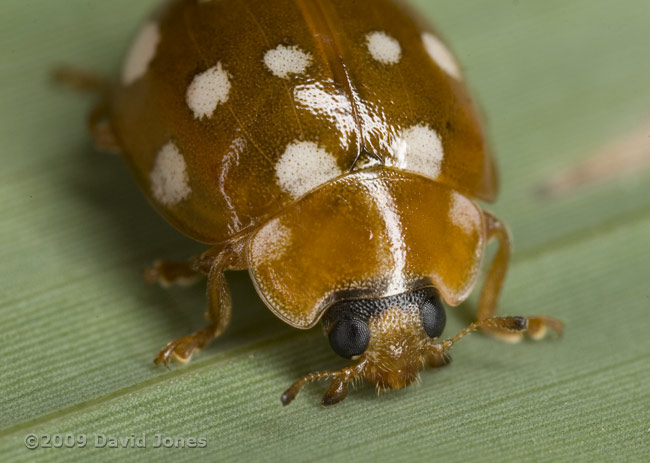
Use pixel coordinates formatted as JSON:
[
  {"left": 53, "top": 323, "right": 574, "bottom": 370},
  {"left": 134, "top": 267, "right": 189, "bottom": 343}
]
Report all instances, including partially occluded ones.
[{"left": 429, "top": 316, "right": 528, "bottom": 354}]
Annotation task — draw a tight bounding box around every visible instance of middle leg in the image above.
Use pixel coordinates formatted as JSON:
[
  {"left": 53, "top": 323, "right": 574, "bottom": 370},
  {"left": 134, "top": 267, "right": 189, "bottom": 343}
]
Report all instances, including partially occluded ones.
[{"left": 154, "top": 240, "right": 247, "bottom": 365}]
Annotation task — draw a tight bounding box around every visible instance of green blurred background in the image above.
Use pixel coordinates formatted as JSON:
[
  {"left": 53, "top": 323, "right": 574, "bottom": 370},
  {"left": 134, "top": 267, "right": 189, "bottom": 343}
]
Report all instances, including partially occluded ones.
[{"left": 1, "top": 0, "right": 649, "bottom": 461}]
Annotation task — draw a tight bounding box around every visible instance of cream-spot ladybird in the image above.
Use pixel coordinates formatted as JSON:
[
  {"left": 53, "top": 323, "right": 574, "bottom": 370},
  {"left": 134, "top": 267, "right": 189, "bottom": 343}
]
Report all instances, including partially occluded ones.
[{"left": 67, "top": 0, "right": 563, "bottom": 407}]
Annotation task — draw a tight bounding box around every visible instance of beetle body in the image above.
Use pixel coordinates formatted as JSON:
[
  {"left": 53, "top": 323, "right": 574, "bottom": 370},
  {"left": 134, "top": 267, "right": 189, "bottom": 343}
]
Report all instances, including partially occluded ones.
[{"left": 79, "top": 0, "right": 561, "bottom": 406}]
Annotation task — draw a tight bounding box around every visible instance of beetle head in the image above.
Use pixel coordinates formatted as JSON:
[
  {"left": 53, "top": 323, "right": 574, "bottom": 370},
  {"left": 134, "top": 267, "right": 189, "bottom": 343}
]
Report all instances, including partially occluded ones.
[
  {"left": 281, "top": 287, "right": 528, "bottom": 406},
  {"left": 321, "top": 286, "right": 446, "bottom": 390}
]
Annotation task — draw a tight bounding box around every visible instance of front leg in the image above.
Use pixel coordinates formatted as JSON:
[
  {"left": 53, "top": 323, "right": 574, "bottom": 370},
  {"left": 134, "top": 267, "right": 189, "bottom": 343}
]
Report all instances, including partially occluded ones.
[
  {"left": 154, "top": 240, "right": 247, "bottom": 365},
  {"left": 477, "top": 211, "right": 563, "bottom": 341}
]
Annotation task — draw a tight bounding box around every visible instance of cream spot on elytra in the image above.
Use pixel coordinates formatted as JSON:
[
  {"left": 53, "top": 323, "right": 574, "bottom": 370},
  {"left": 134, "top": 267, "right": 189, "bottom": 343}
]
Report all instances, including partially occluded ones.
[
  {"left": 366, "top": 31, "right": 402, "bottom": 65},
  {"left": 263, "top": 45, "right": 312, "bottom": 79},
  {"left": 276, "top": 141, "right": 342, "bottom": 198},
  {"left": 122, "top": 21, "right": 160, "bottom": 86},
  {"left": 186, "top": 63, "right": 231, "bottom": 119},
  {"left": 449, "top": 192, "right": 479, "bottom": 235},
  {"left": 150, "top": 141, "right": 191, "bottom": 206},
  {"left": 392, "top": 124, "right": 444, "bottom": 179},
  {"left": 422, "top": 33, "right": 461, "bottom": 80},
  {"left": 251, "top": 218, "right": 292, "bottom": 261}
]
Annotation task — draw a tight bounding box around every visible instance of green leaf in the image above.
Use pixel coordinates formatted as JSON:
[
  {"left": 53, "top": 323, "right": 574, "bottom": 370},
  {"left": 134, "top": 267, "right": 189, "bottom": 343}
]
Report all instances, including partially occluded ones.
[{"left": 1, "top": 0, "right": 649, "bottom": 461}]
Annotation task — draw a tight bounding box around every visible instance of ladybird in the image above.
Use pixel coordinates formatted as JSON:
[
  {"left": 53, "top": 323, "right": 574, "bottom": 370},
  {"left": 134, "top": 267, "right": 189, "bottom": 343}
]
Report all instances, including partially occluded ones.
[{"left": 68, "top": 0, "right": 563, "bottom": 406}]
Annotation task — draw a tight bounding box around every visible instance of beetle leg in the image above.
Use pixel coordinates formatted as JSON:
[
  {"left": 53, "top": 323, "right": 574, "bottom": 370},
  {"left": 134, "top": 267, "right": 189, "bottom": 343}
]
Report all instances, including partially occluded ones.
[
  {"left": 88, "top": 101, "right": 121, "bottom": 154},
  {"left": 477, "top": 211, "right": 563, "bottom": 341},
  {"left": 52, "top": 66, "right": 110, "bottom": 93},
  {"left": 154, "top": 324, "right": 219, "bottom": 366},
  {"left": 53, "top": 66, "right": 121, "bottom": 154},
  {"left": 154, "top": 241, "right": 246, "bottom": 365}
]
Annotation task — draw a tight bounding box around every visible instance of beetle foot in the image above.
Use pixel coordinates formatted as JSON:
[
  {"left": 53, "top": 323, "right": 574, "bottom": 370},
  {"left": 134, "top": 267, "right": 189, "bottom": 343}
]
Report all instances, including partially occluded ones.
[
  {"left": 481, "top": 315, "right": 563, "bottom": 343},
  {"left": 145, "top": 259, "right": 203, "bottom": 288},
  {"left": 526, "top": 316, "right": 564, "bottom": 340},
  {"left": 154, "top": 324, "right": 217, "bottom": 366}
]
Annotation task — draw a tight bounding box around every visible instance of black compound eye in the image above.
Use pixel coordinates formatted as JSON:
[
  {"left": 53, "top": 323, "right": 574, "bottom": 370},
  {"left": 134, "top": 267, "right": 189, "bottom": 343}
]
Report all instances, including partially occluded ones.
[
  {"left": 328, "top": 318, "right": 370, "bottom": 359},
  {"left": 420, "top": 292, "right": 446, "bottom": 338}
]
